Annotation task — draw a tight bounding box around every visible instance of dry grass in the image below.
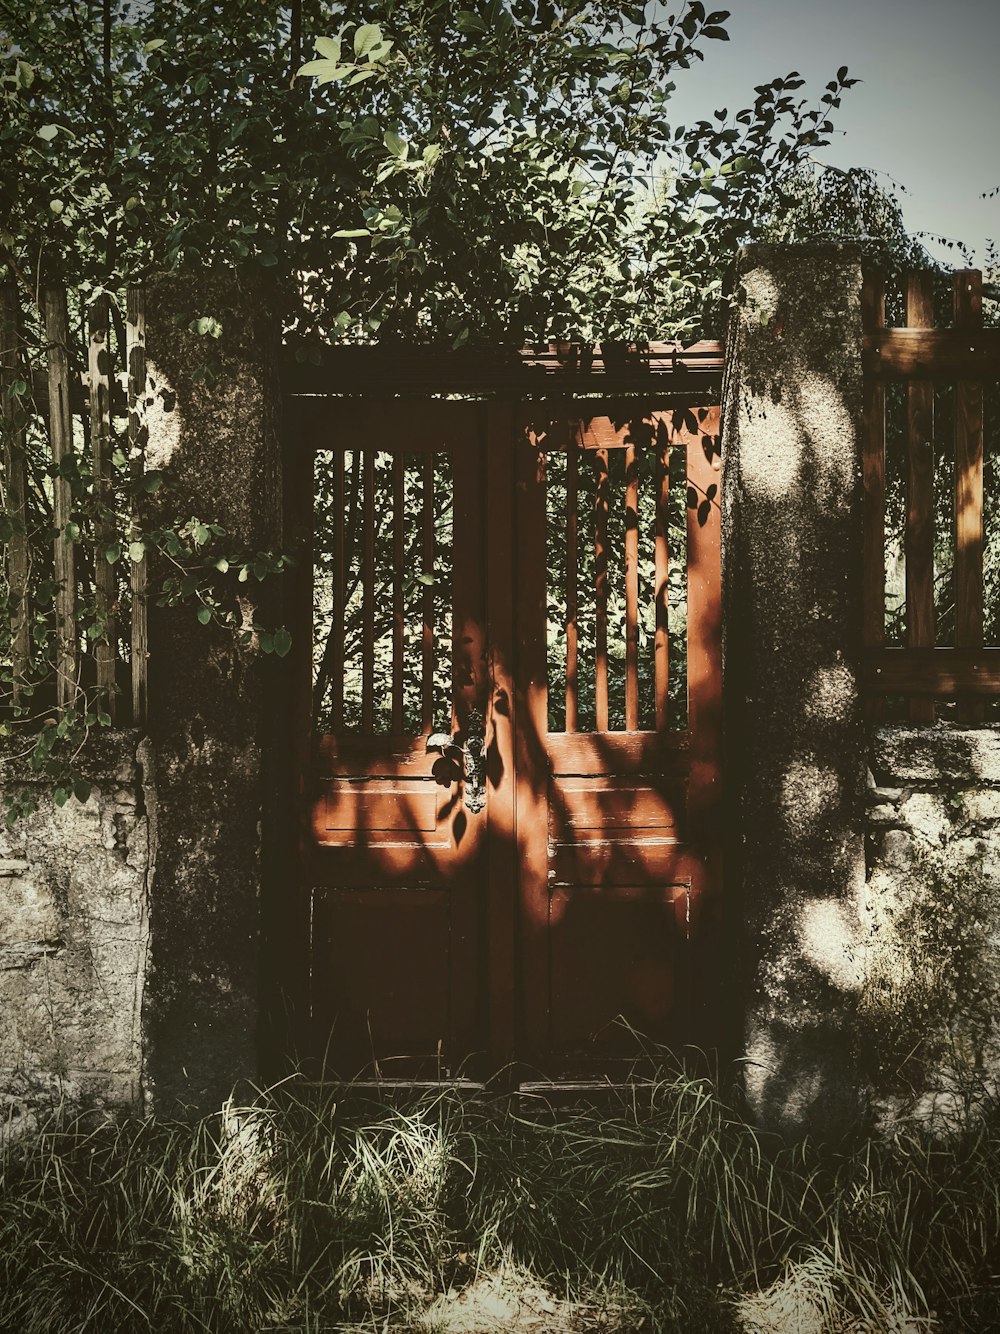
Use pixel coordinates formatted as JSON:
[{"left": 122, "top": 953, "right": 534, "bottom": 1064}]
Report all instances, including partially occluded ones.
[{"left": 2, "top": 1072, "right": 1000, "bottom": 1332}]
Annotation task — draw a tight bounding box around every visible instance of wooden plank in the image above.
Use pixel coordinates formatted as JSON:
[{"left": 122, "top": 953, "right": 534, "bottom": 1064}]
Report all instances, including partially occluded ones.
[
  {"left": 862, "top": 273, "right": 886, "bottom": 722},
  {"left": 29, "top": 366, "right": 126, "bottom": 417},
  {"left": 392, "top": 452, "right": 404, "bottom": 733},
  {"left": 486, "top": 402, "right": 518, "bottom": 1069},
  {"left": 514, "top": 430, "right": 550, "bottom": 1064},
  {"left": 624, "top": 442, "right": 639, "bottom": 730},
  {"left": 45, "top": 284, "right": 77, "bottom": 711},
  {"left": 1, "top": 281, "right": 30, "bottom": 704},
  {"left": 864, "top": 647, "right": 1000, "bottom": 696},
  {"left": 291, "top": 398, "right": 481, "bottom": 454},
  {"left": 361, "top": 447, "right": 375, "bottom": 734},
  {"left": 315, "top": 732, "right": 429, "bottom": 770},
  {"left": 564, "top": 439, "right": 578, "bottom": 732},
  {"left": 546, "top": 729, "right": 690, "bottom": 777},
  {"left": 126, "top": 285, "right": 148, "bottom": 725},
  {"left": 330, "top": 447, "right": 346, "bottom": 731},
  {"left": 904, "top": 272, "right": 936, "bottom": 723},
  {"left": 954, "top": 271, "right": 985, "bottom": 722},
  {"left": 421, "top": 452, "right": 434, "bottom": 731},
  {"left": 593, "top": 447, "right": 609, "bottom": 731},
  {"left": 551, "top": 777, "right": 683, "bottom": 830},
  {"left": 654, "top": 431, "right": 670, "bottom": 729},
  {"left": 863, "top": 328, "right": 1000, "bottom": 379},
  {"left": 280, "top": 340, "right": 727, "bottom": 398},
  {"left": 88, "top": 294, "right": 117, "bottom": 718},
  {"left": 449, "top": 437, "right": 487, "bottom": 1063},
  {"left": 685, "top": 409, "right": 724, "bottom": 1047}
]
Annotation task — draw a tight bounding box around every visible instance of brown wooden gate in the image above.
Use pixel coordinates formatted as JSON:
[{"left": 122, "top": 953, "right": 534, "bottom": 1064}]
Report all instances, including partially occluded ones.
[{"left": 283, "top": 348, "right": 724, "bottom": 1085}]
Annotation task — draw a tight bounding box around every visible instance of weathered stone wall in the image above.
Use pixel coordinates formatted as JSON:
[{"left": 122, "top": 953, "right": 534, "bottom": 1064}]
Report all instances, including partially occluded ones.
[
  {"left": 142, "top": 271, "right": 283, "bottom": 1116},
  {"left": 0, "top": 733, "right": 154, "bottom": 1130},
  {"left": 862, "top": 723, "right": 1000, "bottom": 1127},
  {"left": 722, "top": 243, "right": 868, "bottom": 1135}
]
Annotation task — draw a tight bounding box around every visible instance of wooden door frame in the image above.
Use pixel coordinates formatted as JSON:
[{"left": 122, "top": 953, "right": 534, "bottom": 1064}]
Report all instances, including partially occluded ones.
[{"left": 276, "top": 348, "right": 725, "bottom": 1082}]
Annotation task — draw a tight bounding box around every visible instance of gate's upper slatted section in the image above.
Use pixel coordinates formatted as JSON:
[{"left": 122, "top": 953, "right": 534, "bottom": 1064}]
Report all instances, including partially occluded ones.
[
  {"left": 288, "top": 340, "right": 725, "bottom": 742},
  {"left": 538, "top": 407, "right": 720, "bottom": 736}
]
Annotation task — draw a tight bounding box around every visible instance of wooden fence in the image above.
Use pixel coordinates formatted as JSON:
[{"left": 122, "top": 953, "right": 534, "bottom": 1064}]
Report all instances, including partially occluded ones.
[
  {"left": 862, "top": 268, "right": 1000, "bottom": 721},
  {"left": 0, "top": 281, "right": 148, "bottom": 724}
]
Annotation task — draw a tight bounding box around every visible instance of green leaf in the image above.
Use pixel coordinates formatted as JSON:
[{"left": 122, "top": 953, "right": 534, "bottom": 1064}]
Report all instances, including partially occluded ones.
[
  {"left": 333, "top": 228, "right": 370, "bottom": 238},
  {"left": 258, "top": 630, "right": 275, "bottom": 654},
  {"left": 273, "top": 627, "right": 292, "bottom": 658},
  {"left": 384, "top": 130, "right": 407, "bottom": 158},
  {"left": 53, "top": 787, "right": 69, "bottom": 808},
  {"left": 73, "top": 781, "right": 91, "bottom": 804},
  {"left": 298, "top": 59, "right": 352, "bottom": 83},
  {"left": 314, "top": 35, "right": 342, "bottom": 60},
  {"left": 197, "top": 605, "right": 212, "bottom": 624},
  {"left": 105, "top": 542, "right": 121, "bottom": 564},
  {"left": 37, "top": 124, "right": 59, "bottom": 142},
  {"left": 353, "top": 23, "right": 382, "bottom": 57},
  {"left": 128, "top": 541, "right": 146, "bottom": 562},
  {"left": 456, "top": 11, "right": 488, "bottom": 34},
  {"left": 144, "top": 38, "right": 166, "bottom": 53}
]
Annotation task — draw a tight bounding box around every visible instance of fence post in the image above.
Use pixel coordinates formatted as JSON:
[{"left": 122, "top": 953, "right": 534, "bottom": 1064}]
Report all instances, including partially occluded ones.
[
  {"left": 722, "top": 243, "right": 867, "bottom": 1135},
  {"left": 44, "top": 284, "right": 78, "bottom": 710},
  {"left": 88, "top": 292, "right": 117, "bottom": 718},
  {"left": 142, "top": 271, "right": 282, "bottom": 1114},
  {"left": 1, "top": 281, "right": 30, "bottom": 704}
]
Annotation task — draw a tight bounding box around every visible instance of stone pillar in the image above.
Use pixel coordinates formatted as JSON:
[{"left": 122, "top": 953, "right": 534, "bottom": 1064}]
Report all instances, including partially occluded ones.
[
  {"left": 722, "top": 244, "right": 867, "bottom": 1135},
  {"left": 143, "top": 272, "right": 282, "bottom": 1114}
]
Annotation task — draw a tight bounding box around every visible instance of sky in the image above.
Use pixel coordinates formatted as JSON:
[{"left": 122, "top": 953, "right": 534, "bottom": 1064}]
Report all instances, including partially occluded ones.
[{"left": 665, "top": 0, "right": 999, "bottom": 268}]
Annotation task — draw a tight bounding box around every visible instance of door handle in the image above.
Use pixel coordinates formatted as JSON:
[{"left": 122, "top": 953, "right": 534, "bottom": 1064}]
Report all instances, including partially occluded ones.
[{"left": 425, "top": 705, "right": 486, "bottom": 813}]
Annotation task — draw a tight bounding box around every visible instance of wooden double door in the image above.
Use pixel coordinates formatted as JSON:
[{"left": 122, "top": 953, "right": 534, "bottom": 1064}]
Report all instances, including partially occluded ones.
[{"left": 289, "top": 397, "right": 722, "bottom": 1083}]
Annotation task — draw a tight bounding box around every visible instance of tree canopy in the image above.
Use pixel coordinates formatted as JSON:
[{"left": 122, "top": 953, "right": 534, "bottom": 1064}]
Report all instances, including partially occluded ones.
[{"left": 1, "top": 0, "right": 861, "bottom": 345}]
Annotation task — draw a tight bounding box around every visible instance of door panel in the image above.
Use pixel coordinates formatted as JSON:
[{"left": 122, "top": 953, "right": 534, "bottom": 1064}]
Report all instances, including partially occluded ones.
[
  {"left": 304, "top": 403, "right": 487, "bottom": 1079},
  {"left": 294, "top": 395, "right": 723, "bottom": 1082},
  {"left": 515, "top": 404, "right": 722, "bottom": 1071}
]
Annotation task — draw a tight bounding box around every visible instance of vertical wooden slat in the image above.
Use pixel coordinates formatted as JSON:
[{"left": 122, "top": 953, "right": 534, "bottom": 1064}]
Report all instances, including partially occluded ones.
[
  {"left": 685, "top": 408, "right": 724, "bottom": 1047},
  {"left": 654, "top": 426, "right": 670, "bottom": 729},
  {"left": 1, "top": 281, "right": 30, "bottom": 705},
  {"left": 361, "top": 447, "right": 375, "bottom": 734},
  {"left": 421, "top": 452, "right": 434, "bottom": 731},
  {"left": 88, "top": 293, "right": 117, "bottom": 718},
  {"left": 330, "top": 447, "right": 346, "bottom": 731},
  {"left": 126, "top": 285, "right": 148, "bottom": 725},
  {"left": 449, "top": 438, "right": 488, "bottom": 1065},
  {"left": 45, "top": 284, "right": 77, "bottom": 711},
  {"left": 564, "top": 434, "right": 578, "bottom": 732},
  {"left": 905, "top": 271, "right": 936, "bottom": 723},
  {"left": 593, "top": 446, "right": 609, "bottom": 730},
  {"left": 514, "top": 427, "right": 550, "bottom": 1063},
  {"left": 862, "top": 273, "right": 887, "bottom": 721},
  {"left": 624, "top": 441, "right": 639, "bottom": 730},
  {"left": 391, "top": 453, "right": 405, "bottom": 732},
  {"left": 954, "top": 270, "right": 984, "bottom": 722},
  {"left": 486, "top": 403, "right": 517, "bottom": 1070}
]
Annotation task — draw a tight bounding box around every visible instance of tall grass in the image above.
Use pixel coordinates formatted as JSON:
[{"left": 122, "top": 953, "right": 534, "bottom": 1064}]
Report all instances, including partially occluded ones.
[{"left": 2, "top": 1072, "right": 1000, "bottom": 1332}]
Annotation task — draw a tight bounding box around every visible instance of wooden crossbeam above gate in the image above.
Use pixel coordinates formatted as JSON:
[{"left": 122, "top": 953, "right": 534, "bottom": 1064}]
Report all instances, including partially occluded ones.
[{"left": 280, "top": 340, "right": 725, "bottom": 397}]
